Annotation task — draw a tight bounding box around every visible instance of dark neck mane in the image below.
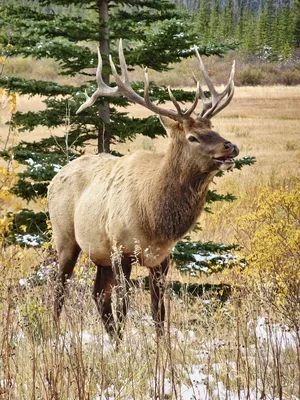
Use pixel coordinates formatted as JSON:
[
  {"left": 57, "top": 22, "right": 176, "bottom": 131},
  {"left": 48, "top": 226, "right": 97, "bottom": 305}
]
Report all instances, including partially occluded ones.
[{"left": 140, "top": 140, "right": 215, "bottom": 243}]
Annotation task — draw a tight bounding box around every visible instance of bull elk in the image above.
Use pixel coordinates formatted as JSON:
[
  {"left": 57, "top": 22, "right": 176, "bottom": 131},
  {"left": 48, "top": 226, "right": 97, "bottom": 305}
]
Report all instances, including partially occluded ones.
[{"left": 48, "top": 40, "right": 238, "bottom": 339}]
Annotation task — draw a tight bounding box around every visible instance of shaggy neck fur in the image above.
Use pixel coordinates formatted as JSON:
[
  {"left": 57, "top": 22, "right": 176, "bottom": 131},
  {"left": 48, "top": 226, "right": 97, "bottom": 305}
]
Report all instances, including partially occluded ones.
[{"left": 140, "top": 138, "right": 215, "bottom": 243}]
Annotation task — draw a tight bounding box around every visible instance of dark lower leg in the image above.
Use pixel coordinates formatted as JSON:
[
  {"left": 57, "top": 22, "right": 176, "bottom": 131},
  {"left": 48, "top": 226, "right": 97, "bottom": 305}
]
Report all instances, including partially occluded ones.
[
  {"left": 93, "top": 266, "right": 115, "bottom": 337},
  {"left": 93, "top": 259, "right": 132, "bottom": 340},
  {"left": 115, "top": 258, "right": 132, "bottom": 339},
  {"left": 149, "top": 256, "right": 170, "bottom": 337},
  {"left": 54, "top": 245, "right": 80, "bottom": 321}
]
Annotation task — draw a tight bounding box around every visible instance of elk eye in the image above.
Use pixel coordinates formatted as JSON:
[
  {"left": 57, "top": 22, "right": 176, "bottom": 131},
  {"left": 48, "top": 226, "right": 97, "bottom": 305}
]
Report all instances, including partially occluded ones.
[{"left": 188, "top": 136, "right": 198, "bottom": 143}]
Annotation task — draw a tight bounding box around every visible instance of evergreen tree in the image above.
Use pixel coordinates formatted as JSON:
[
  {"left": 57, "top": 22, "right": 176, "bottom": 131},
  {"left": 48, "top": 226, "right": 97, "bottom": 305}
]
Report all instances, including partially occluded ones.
[
  {"left": 293, "top": 0, "right": 300, "bottom": 48},
  {"left": 257, "top": 4, "right": 268, "bottom": 48},
  {"left": 272, "top": 8, "right": 282, "bottom": 55},
  {"left": 197, "top": 0, "right": 211, "bottom": 42},
  {"left": 279, "top": 0, "right": 293, "bottom": 57},
  {"left": 265, "top": 0, "right": 275, "bottom": 47},
  {"left": 209, "top": 0, "right": 221, "bottom": 43},
  {"left": 240, "top": 10, "right": 258, "bottom": 54},
  {"left": 221, "top": 0, "right": 235, "bottom": 39}
]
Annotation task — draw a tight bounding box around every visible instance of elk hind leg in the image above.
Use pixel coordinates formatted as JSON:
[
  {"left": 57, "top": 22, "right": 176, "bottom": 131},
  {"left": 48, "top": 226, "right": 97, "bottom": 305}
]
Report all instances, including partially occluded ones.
[
  {"left": 54, "top": 243, "right": 80, "bottom": 321},
  {"left": 93, "top": 266, "right": 116, "bottom": 338}
]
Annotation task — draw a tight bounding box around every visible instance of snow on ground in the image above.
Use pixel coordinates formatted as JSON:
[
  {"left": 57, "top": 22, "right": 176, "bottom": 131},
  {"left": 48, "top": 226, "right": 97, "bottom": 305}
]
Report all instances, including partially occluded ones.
[{"left": 255, "top": 316, "right": 297, "bottom": 349}]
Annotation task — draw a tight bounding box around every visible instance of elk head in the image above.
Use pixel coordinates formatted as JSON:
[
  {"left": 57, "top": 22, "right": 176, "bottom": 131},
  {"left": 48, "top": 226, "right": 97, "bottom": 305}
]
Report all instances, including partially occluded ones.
[{"left": 76, "top": 39, "right": 239, "bottom": 171}]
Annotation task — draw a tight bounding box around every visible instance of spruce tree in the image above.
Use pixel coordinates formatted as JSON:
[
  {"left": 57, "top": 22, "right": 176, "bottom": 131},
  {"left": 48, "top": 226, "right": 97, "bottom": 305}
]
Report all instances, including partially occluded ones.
[
  {"left": 293, "top": 0, "right": 300, "bottom": 48},
  {"left": 240, "top": 10, "right": 258, "bottom": 54},
  {"left": 221, "top": 0, "right": 236, "bottom": 40},
  {"left": 279, "top": 0, "right": 293, "bottom": 58},
  {"left": 265, "top": 0, "right": 275, "bottom": 48},
  {"left": 209, "top": 0, "right": 221, "bottom": 43},
  {"left": 257, "top": 5, "right": 268, "bottom": 50},
  {"left": 197, "top": 0, "right": 211, "bottom": 43}
]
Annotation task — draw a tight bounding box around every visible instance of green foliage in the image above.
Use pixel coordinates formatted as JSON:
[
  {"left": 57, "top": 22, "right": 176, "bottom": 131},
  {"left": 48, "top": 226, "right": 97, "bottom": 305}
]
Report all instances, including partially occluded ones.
[
  {"left": 173, "top": 239, "right": 241, "bottom": 276},
  {"left": 7, "top": 209, "right": 49, "bottom": 245},
  {"left": 293, "top": 0, "right": 300, "bottom": 48}
]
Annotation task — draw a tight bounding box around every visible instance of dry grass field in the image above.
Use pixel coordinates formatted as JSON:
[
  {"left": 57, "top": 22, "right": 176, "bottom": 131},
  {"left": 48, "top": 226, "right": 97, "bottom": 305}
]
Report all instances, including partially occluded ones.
[{"left": 0, "top": 85, "right": 299, "bottom": 399}]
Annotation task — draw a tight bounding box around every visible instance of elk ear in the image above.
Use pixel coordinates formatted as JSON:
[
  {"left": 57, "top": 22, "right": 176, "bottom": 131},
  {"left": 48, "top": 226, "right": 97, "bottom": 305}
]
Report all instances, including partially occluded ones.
[{"left": 159, "top": 116, "right": 182, "bottom": 138}]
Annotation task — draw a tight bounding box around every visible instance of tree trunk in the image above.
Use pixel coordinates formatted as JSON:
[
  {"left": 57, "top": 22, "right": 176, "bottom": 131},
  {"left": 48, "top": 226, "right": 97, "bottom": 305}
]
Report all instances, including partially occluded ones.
[{"left": 97, "top": 0, "right": 110, "bottom": 153}]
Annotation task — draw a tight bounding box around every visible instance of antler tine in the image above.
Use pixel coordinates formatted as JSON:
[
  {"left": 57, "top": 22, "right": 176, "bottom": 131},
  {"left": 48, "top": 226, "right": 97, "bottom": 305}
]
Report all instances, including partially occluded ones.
[
  {"left": 168, "top": 86, "right": 184, "bottom": 116},
  {"left": 118, "top": 39, "right": 131, "bottom": 86},
  {"left": 195, "top": 47, "right": 218, "bottom": 100},
  {"left": 76, "top": 89, "right": 101, "bottom": 114},
  {"left": 143, "top": 61, "right": 186, "bottom": 121},
  {"left": 209, "top": 79, "right": 235, "bottom": 118},
  {"left": 143, "top": 66, "right": 151, "bottom": 104},
  {"left": 110, "top": 42, "right": 151, "bottom": 107},
  {"left": 183, "top": 81, "right": 201, "bottom": 117},
  {"left": 95, "top": 46, "right": 104, "bottom": 87},
  {"left": 76, "top": 46, "right": 120, "bottom": 114}
]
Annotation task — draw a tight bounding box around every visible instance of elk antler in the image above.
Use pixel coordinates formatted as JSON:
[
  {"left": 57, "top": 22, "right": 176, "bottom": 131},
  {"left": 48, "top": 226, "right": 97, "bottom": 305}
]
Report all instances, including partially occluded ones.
[
  {"left": 76, "top": 40, "right": 200, "bottom": 121},
  {"left": 76, "top": 40, "right": 235, "bottom": 121},
  {"left": 193, "top": 48, "right": 235, "bottom": 119}
]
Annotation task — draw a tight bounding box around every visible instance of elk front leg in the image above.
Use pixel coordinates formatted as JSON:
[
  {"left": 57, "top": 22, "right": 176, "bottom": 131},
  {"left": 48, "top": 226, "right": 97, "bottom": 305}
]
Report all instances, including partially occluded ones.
[
  {"left": 149, "top": 256, "right": 170, "bottom": 337},
  {"left": 93, "top": 259, "right": 132, "bottom": 340}
]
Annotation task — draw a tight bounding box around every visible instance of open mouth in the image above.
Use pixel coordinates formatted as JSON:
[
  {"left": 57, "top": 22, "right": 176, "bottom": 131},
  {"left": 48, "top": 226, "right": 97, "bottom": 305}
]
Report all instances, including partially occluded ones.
[
  {"left": 213, "top": 154, "right": 237, "bottom": 171},
  {"left": 214, "top": 156, "right": 234, "bottom": 165},
  {"left": 213, "top": 146, "right": 239, "bottom": 171}
]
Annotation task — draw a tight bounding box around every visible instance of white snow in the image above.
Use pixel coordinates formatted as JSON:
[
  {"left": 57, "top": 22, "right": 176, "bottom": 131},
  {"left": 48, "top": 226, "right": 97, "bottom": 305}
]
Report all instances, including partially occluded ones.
[
  {"left": 15, "top": 234, "right": 42, "bottom": 247},
  {"left": 255, "top": 316, "right": 297, "bottom": 350}
]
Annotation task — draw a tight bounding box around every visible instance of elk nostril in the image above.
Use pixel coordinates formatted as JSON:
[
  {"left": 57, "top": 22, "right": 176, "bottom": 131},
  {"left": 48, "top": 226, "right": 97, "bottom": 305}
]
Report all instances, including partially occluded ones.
[{"left": 224, "top": 142, "right": 232, "bottom": 149}]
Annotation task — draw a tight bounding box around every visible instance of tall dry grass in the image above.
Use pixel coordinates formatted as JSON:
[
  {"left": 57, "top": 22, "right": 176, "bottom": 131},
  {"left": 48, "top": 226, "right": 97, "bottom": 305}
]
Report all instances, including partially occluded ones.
[{"left": 0, "top": 244, "right": 299, "bottom": 399}]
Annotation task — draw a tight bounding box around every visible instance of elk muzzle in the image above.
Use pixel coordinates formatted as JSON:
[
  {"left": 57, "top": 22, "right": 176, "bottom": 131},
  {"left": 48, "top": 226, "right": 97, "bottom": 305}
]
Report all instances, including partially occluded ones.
[{"left": 214, "top": 142, "right": 239, "bottom": 171}]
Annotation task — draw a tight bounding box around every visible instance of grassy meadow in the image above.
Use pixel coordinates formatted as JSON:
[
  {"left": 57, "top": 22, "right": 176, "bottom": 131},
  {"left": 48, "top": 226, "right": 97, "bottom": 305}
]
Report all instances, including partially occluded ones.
[{"left": 0, "top": 57, "right": 300, "bottom": 399}]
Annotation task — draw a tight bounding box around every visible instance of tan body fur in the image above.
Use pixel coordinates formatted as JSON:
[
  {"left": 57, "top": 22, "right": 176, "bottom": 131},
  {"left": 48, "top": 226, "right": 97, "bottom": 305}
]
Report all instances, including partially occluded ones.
[{"left": 48, "top": 124, "right": 216, "bottom": 268}]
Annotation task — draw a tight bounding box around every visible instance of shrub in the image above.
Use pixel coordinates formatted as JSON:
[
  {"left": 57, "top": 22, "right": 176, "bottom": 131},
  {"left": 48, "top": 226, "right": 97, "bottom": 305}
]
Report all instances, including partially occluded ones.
[
  {"left": 236, "top": 179, "right": 300, "bottom": 327},
  {"left": 285, "top": 141, "right": 298, "bottom": 151},
  {"left": 279, "top": 70, "right": 300, "bottom": 86},
  {"left": 237, "top": 68, "right": 265, "bottom": 86}
]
